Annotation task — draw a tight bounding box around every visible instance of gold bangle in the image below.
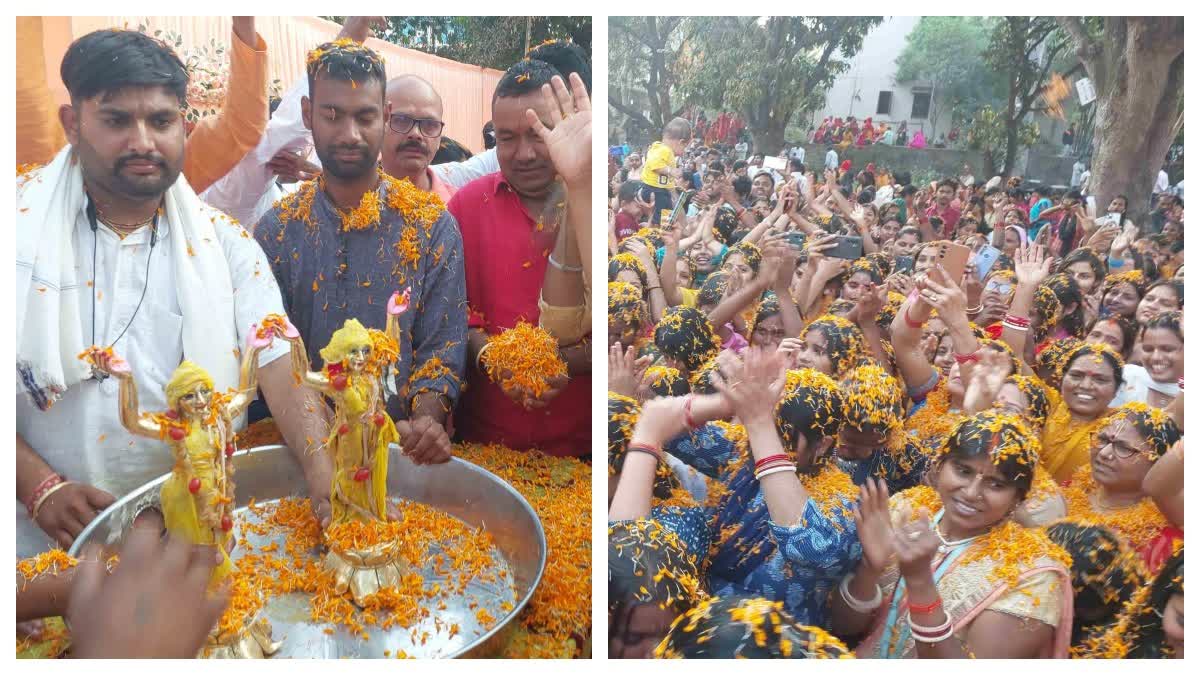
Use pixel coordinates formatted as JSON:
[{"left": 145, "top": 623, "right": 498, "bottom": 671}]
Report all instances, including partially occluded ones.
[{"left": 31, "top": 481, "right": 74, "bottom": 521}]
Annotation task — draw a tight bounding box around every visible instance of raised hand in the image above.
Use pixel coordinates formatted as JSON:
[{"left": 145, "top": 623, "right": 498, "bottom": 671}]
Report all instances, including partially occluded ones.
[
  {"left": 893, "top": 508, "right": 940, "bottom": 581},
  {"left": 609, "top": 343, "right": 649, "bottom": 398},
  {"left": 919, "top": 265, "right": 969, "bottom": 320},
  {"left": 852, "top": 478, "right": 895, "bottom": 574},
  {"left": 1013, "top": 243, "right": 1052, "bottom": 288},
  {"left": 336, "top": 16, "right": 388, "bottom": 43},
  {"left": 387, "top": 288, "right": 411, "bottom": 316},
  {"left": 85, "top": 347, "right": 132, "bottom": 379},
  {"left": 267, "top": 148, "right": 320, "bottom": 184},
  {"left": 963, "top": 348, "right": 1013, "bottom": 414},
  {"left": 525, "top": 73, "right": 591, "bottom": 188},
  {"left": 710, "top": 348, "right": 787, "bottom": 426}
]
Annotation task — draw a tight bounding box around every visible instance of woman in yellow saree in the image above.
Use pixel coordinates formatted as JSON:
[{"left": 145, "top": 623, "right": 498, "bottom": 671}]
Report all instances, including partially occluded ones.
[
  {"left": 1040, "top": 343, "right": 1124, "bottom": 483},
  {"left": 831, "top": 410, "right": 1073, "bottom": 658}
]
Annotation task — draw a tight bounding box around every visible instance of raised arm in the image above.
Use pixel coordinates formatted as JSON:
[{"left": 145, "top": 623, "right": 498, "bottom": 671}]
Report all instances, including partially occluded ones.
[
  {"left": 87, "top": 349, "right": 160, "bottom": 439},
  {"left": 999, "top": 244, "right": 1052, "bottom": 363}
]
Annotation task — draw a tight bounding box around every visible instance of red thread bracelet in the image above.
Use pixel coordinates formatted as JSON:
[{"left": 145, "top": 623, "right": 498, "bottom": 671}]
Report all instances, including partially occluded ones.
[
  {"left": 627, "top": 442, "right": 662, "bottom": 461},
  {"left": 753, "top": 453, "right": 790, "bottom": 470},
  {"left": 904, "top": 306, "right": 925, "bottom": 328},
  {"left": 24, "top": 473, "right": 65, "bottom": 515},
  {"left": 684, "top": 395, "right": 699, "bottom": 429},
  {"left": 953, "top": 351, "right": 979, "bottom": 365},
  {"left": 908, "top": 597, "right": 944, "bottom": 615}
]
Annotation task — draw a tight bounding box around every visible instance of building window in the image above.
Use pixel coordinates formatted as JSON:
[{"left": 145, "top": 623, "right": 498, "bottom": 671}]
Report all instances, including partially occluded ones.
[
  {"left": 911, "top": 91, "right": 931, "bottom": 119},
  {"left": 876, "top": 91, "right": 893, "bottom": 115}
]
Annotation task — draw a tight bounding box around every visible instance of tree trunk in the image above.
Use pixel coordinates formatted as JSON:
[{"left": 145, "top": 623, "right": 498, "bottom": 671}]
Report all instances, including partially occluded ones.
[{"left": 1086, "top": 31, "right": 1183, "bottom": 222}]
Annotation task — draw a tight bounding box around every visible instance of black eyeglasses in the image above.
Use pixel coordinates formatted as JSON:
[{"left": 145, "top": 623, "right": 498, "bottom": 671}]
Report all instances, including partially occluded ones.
[{"left": 388, "top": 113, "right": 444, "bottom": 138}]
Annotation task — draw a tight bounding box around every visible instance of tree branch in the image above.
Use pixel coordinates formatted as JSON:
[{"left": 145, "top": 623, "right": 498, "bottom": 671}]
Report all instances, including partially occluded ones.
[
  {"left": 608, "top": 96, "right": 656, "bottom": 130},
  {"left": 1056, "top": 16, "right": 1099, "bottom": 72}
]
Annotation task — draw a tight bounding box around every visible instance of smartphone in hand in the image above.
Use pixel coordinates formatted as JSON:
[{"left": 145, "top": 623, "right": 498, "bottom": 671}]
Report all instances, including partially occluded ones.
[{"left": 828, "top": 235, "right": 864, "bottom": 260}]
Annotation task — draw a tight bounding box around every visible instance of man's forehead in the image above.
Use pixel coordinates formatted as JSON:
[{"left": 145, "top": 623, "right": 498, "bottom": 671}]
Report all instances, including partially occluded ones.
[
  {"left": 87, "top": 87, "right": 180, "bottom": 112},
  {"left": 386, "top": 78, "right": 443, "bottom": 117}
]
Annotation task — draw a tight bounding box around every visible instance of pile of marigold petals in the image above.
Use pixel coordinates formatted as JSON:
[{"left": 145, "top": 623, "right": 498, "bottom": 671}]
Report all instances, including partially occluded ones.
[
  {"left": 456, "top": 442, "right": 591, "bottom": 658},
  {"left": 234, "top": 420, "right": 589, "bottom": 657},
  {"left": 481, "top": 322, "right": 568, "bottom": 399}
]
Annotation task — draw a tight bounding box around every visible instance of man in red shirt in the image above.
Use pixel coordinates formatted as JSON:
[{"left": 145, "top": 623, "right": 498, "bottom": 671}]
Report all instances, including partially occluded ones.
[
  {"left": 447, "top": 59, "right": 590, "bottom": 458},
  {"left": 924, "top": 177, "right": 962, "bottom": 238}
]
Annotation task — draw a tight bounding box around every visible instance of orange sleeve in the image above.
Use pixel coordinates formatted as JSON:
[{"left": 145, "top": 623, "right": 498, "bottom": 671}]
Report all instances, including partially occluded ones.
[
  {"left": 15, "top": 16, "right": 67, "bottom": 166},
  {"left": 182, "top": 30, "right": 269, "bottom": 194}
]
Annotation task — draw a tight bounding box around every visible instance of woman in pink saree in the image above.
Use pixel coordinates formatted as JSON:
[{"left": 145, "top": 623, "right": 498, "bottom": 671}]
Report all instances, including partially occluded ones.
[
  {"left": 831, "top": 410, "right": 1073, "bottom": 658},
  {"left": 909, "top": 130, "right": 927, "bottom": 149}
]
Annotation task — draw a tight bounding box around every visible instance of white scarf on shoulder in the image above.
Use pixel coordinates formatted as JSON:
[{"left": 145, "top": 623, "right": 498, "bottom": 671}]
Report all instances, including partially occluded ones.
[{"left": 16, "top": 146, "right": 239, "bottom": 409}]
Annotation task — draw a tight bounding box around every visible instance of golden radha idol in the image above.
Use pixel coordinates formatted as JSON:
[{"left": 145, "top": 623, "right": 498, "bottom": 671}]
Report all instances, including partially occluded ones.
[
  {"left": 85, "top": 341, "right": 281, "bottom": 659},
  {"left": 271, "top": 289, "right": 411, "bottom": 604}
]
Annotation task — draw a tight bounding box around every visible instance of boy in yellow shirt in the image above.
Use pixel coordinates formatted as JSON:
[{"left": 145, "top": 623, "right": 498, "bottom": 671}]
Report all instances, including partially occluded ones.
[{"left": 640, "top": 117, "right": 692, "bottom": 224}]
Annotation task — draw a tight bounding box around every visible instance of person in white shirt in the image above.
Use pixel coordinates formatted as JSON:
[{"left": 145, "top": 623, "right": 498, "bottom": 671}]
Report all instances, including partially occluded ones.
[
  {"left": 824, "top": 145, "right": 838, "bottom": 172},
  {"left": 789, "top": 144, "right": 806, "bottom": 166},
  {"left": 735, "top": 139, "right": 749, "bottom": 161},
  {"left": 1070, "top": 158, "right": 1086, "bottom": 188},
  {"left": 1154, "top": 167, "right": 1170, "bottom": 197},
  {"left": 16, "top": 30, "right": 332, "bottom": 557}
]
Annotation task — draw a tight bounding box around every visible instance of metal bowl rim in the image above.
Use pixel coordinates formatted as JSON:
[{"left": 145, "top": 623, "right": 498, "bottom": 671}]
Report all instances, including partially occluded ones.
[{"left": 70, "top": 443, "right": 549, "bottom": 658}]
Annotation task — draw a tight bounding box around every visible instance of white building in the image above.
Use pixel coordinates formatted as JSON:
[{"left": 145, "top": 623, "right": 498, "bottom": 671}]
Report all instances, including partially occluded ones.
[{"left": 809, "top": 16, "right": 950, "bottom": 140}]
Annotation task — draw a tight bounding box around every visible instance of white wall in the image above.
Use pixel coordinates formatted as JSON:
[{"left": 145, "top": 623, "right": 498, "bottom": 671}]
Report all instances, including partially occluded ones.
[{"left": 810, "top": 16, "right": 949, "bottom": 138}]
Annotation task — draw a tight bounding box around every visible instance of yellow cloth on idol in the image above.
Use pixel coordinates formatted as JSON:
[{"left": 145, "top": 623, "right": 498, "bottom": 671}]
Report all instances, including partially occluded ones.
[
  {"left": 160, "top": 427, "right": 233, "bottom": 583},
  {"left": 330, "top": 376, "right": 398, "bottom": 525}
]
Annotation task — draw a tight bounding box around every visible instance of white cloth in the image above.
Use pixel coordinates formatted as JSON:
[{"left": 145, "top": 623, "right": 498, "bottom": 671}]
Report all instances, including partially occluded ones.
[
  {"left": 1172, "top": 179, "right": 1184, "bottom": 200},
  {"left": 1071, "top": 161, "right": 1085, "bottom": 187},
  {"left": 15, "top": 153, "right": 289, "bottom": 556},
  {"left": 19, "top": 147, "right": 242, "bottom": 407},
  {"left": 1110, "top": 364, "right": 1180, "bottom": 408},
  {"left": 824, "top": 149, "right": 838, "bottom": 171},
  {"left": 431, "top": 149, "right": 500, "bottom": 189},
  {"left": 1155, "top": 170, "right": 1170, "bottom": 194},
  {"left": 200, "top": 76, "right": 315, "bottom": 230},
  {"left": 789, "top": 146, "right": 806, "bottom": 165},
  {"left": 1080, "top": 170, "right": 1092, "bottom": 195}
]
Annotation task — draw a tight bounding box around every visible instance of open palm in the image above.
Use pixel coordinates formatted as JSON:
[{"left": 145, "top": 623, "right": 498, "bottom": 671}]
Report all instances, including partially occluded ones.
[{"left": 526, "top": 73, "right": 591, "bottom": 187}]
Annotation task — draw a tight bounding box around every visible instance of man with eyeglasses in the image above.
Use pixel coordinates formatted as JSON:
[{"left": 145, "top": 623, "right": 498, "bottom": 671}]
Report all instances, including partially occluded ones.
[
  {"left": 381, "top": 75, "right": 456, "bottom": 203},
  {"left": 254, "top": 39, "right": 467, "bottom": 467}
]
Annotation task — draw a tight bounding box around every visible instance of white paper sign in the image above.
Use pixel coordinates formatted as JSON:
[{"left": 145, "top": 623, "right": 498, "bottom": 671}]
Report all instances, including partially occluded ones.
[{"left": 1076, "top": 78, "right": 1097, "bottom": 106}]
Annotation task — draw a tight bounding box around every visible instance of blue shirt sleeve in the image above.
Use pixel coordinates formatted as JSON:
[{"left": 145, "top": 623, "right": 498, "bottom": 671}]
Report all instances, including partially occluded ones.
[
  {"left": 665, "top": 423, "right": 738, "bottom": 478},
  {"left": 768, "top": 497, "right": 863, "bottom": 575}
]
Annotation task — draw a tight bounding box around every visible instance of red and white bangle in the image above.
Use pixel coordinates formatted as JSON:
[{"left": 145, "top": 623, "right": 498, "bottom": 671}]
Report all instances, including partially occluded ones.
[
  {"left": 1002, "top": 313, "right": 1031, "bottom": 332},
  {"left": 908, "top": 614, "right": 954, "bottom": 643},
  {"left": 753, "top": 454, "right": 790, "bottom": 470},
  {"left": 25, "top": 473, "right": 65, "bottom": 516},
  {"left": 626, "top": 442, "right": 662, "bottom": 462},
  {"left": 755, "top": 463, "right": 797, "bottom": 480}
]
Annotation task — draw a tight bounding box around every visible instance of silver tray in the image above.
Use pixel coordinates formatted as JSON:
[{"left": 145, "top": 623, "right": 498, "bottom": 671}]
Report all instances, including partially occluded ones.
[{"left": 70, "top": 444, "right": 547, "bottom": 658}]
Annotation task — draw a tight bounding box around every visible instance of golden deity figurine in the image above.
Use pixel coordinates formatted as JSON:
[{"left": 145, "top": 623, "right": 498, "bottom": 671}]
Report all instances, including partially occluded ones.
[
  {"left": 269, "top": 289, "right": 411, "bottom": 604},
  {"left": 84, "top": 340, "right": 282, "bottom": 659}
]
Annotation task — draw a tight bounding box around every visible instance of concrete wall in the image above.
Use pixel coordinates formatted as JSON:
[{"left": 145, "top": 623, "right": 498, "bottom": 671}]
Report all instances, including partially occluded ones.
[
  {"left": 810, "top": 17, "right": 950, "bottom": 139},
  {"left": 796, "top": 142, "right": 1074, "bottom": 186}
]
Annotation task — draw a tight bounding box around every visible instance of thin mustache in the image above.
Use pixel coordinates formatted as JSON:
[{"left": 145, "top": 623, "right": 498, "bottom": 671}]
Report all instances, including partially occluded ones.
[{"left": 117, "top": 155, "right": 164, "bottom": 167}]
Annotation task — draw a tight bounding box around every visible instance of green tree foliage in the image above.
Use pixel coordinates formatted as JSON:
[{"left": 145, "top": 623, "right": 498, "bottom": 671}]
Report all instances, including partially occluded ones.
[
  {"left": 608, "top": 17, "right": 688, "bottom": 143},
  {"left": 676, "top": 16, "right": 881, "bottom": 154},
  {"left": 965, "top": 105, "right": 1040, "bottom": 176},
  {"left": 323, "top": 16, "right": 591, "bottom": 71},
  {"left": 983, "top": 17, "right": 1073, "bottom": 176},
  {"left": 894, "top": 16, "right": 1001, "bottom": 133}
]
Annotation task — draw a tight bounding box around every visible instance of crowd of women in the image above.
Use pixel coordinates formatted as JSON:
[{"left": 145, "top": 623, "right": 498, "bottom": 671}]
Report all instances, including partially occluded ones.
[{"left": 606, "top": 129, "right": 1184, "bottom": 659}]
